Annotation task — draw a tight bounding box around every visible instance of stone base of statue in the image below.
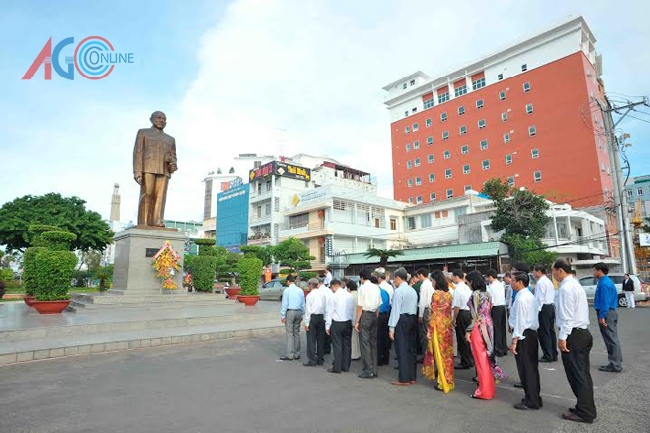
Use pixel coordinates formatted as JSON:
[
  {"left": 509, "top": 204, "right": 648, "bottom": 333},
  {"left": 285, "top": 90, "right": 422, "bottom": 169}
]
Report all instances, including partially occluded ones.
[{"left": 111, "top": 227, "right": 186, "bottom": 294}]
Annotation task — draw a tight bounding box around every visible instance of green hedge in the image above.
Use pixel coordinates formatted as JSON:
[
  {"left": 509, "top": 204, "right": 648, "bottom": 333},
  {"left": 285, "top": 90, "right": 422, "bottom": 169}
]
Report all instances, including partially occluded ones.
[
  {"left": 23, "top": 247, "right": 48, "bottom": 296},
  {"left": 34, "top": 231, "right": 77, "bottom": 251},
  {"left": 28, "top": 224, "right": 60, "bottom": 245},
  {"left": 34, "top": 250, "right": 77, "bottom": 301},
  {"left": 237, "top": 257, "right": 263, "bottom": 296},
  {"left": 190, "top": 256, "right": 217, "bottom": 292}
]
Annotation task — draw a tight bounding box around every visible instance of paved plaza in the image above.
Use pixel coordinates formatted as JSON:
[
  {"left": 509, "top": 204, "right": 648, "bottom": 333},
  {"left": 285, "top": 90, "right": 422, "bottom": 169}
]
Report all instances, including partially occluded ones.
[{"left": 0, "top": 305, "right": 648, "bottom": 433}]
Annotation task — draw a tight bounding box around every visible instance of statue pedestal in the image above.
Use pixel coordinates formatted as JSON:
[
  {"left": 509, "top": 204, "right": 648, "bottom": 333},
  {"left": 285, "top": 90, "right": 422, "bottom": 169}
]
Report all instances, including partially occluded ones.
[{"left": 111, "top": 227, "right": 186, "bottom": 295}]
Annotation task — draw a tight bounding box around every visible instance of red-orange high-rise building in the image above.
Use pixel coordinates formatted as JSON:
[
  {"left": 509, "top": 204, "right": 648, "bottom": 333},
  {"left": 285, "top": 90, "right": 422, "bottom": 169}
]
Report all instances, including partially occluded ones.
[{"left": 384, "top": 17, "right": 612, "bottom": 210}]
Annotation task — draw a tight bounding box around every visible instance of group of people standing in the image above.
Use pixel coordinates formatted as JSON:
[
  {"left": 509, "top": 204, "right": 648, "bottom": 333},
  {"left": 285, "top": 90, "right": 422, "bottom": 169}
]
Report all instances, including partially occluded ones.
[{"left": 279, "top": 259, "right": 626, "bottom": 425}]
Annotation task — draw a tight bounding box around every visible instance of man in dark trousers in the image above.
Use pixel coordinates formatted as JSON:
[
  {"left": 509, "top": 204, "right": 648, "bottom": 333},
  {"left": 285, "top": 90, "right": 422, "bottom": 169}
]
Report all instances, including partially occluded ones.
[
  {"left": 376, "top": 275, "right": 392, "bottom": 366},
  {"left": 533, "top": 264, "right": 558, "bottom": 363},
  {"left": 356, "top": 270, "right": 382, "bottom": 379},
  {"left": 326, "top": 280, "right": 354, "bottom": 374},
  {"left": 593, "top": 263, "right": 623, "bottom": 373},
  {"left": 303, "top": 278, "right": 325, "bottom": 366},
  {"left": 388, "top": 267, "right": 419, "bottom": 386},
  {"left": 487, "top": 269, "right": 508, "bottom": 357},
  {"left": 552, "top": 259, "right": 596, "bottom": 424},
  {"left": 510, "top": 272, "right": 542, "bottom": 410},
  {"left": 452, "top": 269, "right": 474, "bottom": 369}
]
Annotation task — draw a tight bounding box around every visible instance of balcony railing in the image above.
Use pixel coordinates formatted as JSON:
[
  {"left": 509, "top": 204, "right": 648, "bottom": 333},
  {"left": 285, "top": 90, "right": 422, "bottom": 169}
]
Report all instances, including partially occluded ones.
[{"left": 288, "top": 222, "right": 325, "bottom": 231}]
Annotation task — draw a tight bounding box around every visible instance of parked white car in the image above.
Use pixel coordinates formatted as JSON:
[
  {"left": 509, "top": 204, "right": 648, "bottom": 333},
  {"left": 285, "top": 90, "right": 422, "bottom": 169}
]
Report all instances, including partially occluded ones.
[{"left": 577, "top": 274, "right": 648, "bottom": 307}]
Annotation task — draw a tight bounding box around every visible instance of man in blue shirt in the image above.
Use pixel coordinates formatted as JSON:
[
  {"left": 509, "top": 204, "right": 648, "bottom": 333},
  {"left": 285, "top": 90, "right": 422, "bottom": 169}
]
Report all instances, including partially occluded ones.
[
  {"left": 388, "top": 267, "right": 418, "bottom": 386},
  {"left": 280, "top": 275, "right": 305, "bottom": 361},
  {"left": 376, "top": 274, "right": 392, "bottom": 366},
  {"left": 593, "top": 263, "right": 622, "bottom": 372}
]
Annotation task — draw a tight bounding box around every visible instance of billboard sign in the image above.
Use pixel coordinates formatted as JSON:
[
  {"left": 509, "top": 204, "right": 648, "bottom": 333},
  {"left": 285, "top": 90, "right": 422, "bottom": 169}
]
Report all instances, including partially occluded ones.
[{"left": 249, "top": 161, "right": 311, "bottom": 182}]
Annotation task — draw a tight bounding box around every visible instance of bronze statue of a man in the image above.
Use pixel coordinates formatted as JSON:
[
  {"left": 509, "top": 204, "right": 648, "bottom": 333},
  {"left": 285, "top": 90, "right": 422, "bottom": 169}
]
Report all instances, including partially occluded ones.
[{"left": 133, "top": 111, "right": 178, "bottom": 227}]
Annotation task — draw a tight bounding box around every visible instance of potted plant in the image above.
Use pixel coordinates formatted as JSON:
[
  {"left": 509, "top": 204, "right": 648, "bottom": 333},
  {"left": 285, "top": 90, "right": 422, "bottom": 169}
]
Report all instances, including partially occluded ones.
[
  {"left": 190, "top": 239, "right": 218, "bottom": 294},
  {"left": 236, "top": 256, "right": 263, "bottom": 306},
  {"left": 30, "top": 230, "right": 78, "bottom": 314},
  {"left": 22, "top": 224, "right": 60, "bottom": 306}
]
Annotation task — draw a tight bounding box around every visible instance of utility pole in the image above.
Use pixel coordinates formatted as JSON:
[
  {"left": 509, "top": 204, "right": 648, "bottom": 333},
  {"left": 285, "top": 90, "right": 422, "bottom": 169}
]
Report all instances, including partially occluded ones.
[{"left": 597, "top": 96, "right": 649, "bottom": 274}]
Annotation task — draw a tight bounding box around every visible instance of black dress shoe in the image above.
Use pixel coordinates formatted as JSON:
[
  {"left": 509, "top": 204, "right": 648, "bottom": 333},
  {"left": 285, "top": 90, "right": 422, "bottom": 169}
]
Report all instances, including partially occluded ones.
[
  {"left": 358, "top": 372, "right": 376, "bottom": 379},
  {"left": 514, "top": 382, "right": 523, "bottom": 388},
  {"left": 598, "top": 365, "right": 622, "bottom": 372},
  {"left": 279, "top": 356, "right": 293, "bottom": 361},
  {"left": 561, "top": 412, "right": 593, "bottom": 424},
  {"left": 514, "top": 403, "right": 537, "bottom": 410},
  {"left": 327, "top": 368, "right": 341, "bottom": 374},
  {"left": 568, "top": 407, "right": 577, "bottom": 413},
  {"left": 317, "top": 361, "right": 324, "bottom": 366},
  {"left": 303, "top": 362, "right": 317, "bottom": 367},
  {"left": 294, "top": 356, "right": 300, "bottom": 360},
  {"left": 539, "top": 358, "right": 553, "bottom": 363}
]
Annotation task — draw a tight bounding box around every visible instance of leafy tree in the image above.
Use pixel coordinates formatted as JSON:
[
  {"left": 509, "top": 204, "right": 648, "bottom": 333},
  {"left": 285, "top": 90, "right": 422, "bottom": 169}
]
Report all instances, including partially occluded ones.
[
  {"left": 79, "top": 250, "right": 102, "bottom": 273},
  {"left": 0, "top": 193, "right": 114, "bottom": 252},
  {"left": 273, "top": 238, "right": 314, "bottom": 274},
  {"left": 482, "top": 177, "right": 511, "bottom": 202},
  {"left": 503, "top": 234, "right": 557, "bottom": 268},
  {"left": 363, "top": 248, "right": 404, "bottom": 268},
  {"left": 239, "top": 245, "right": 274, "bottom": 266}
]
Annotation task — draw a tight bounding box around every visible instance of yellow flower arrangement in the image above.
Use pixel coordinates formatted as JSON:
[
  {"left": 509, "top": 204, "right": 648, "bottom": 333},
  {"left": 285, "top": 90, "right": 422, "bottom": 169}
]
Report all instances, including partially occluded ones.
[{"left": 152, "top": 241, "right": 181, "bottom": 290}]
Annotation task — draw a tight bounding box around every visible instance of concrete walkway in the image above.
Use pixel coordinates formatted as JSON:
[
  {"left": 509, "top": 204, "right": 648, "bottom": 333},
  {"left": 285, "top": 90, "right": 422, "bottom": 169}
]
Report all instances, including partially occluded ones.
[{"left": 0, "top": 300, "right": 283, "bottom": 366}]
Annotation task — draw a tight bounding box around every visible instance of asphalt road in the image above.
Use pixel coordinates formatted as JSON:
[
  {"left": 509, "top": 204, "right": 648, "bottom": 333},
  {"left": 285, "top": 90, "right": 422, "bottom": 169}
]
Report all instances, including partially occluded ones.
[{"left": 1, "top": 307, "right": 648, "bottom": 433}]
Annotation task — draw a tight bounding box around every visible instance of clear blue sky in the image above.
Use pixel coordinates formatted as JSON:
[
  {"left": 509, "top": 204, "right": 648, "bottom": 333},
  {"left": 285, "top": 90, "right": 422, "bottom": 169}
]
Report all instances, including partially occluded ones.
[{"left": 1, "top": 0, "right": 649, "bottom": 223}]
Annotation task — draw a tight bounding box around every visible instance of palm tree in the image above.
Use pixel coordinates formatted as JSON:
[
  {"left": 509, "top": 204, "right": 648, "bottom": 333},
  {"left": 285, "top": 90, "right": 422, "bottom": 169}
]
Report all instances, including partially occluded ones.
[{"left": 363, "top": 248, "right": 404, "bottom": 268}]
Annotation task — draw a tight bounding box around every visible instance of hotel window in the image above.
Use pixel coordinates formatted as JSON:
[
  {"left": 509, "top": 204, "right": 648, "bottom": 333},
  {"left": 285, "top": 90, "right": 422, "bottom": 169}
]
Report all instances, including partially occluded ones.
[
  {"left": 416, "top": 195, "right": 423, "bottom": 204},
  {"left": 412, "top": 107, "right": 417, "bottom": 113},
  {"left": 256, "top": 205, "right": 262, "bottom": 218},
  {"left": 429, "top": 173, "right": 435, "bottom": 183},
  {"left": 459, "top": 125, "right": 467, "bottom": 135},
  {"left": 438, "top": 91, "right": 449, "bottom": 104},
  {"left": 426, "top": 118, "right": 432, "bottom": 127},
  {"left": 464, "top": 185, "right": 472, "bottom": 192},
  {"left": 408, "top": 178, "right": 413, "bottom": 187},
  {"left": 445, "top": 168, "right": 452, "bottom": 179},
  {"left": 442, "top": 131, "right": 449, "bottom": 140},
  {"left": 427, "top": 136, "right": 433, "bottom": 145},
  {"left": 521, "top": 64, "right": 528, "bottom": 72},
  {"left": 497, "top": 73, "right": 503, "bottom": 80},
  {"left": 413, "top": 123, "right": 419, "bottom": 131},
  {"left": 638, "top": 188, "right": 644, "bottom": 196},
  {"left": 410, "top": 79, "right": 416, "bottom": 86},
  {"left": 523, "top": 82, "right": 531, "bottom": 92},
  {"left": 476, "top": 99, "right": 484, "bottom": 109},
  {"left": 482, "top": 159, "right": 490, "bottom": 170},
  {"left": 405, "top": 143, "right": 411, "bottom": 152},
  {"left": 428, "top": 154, "right": 434, "bottom": 164},
  {"left": 421, "top": 214, "right": 432, "bottom": 227},
  {"left": 443, "top": 150, "right": 451, "bottom": 159},
  {"left": 266, "top": 180, "right": 272, "bottom": 192},
  {"left": 424, "top": 99, "right": 435, "bottom": 109},
  {"left": 406, "top": 160, "right": 412, "bottom": 169},
  {"left": 403, "top": 83, "right": 407, "bottom": 89},
  {"left": 454, "top": 84, "right": 467, "bottom": 97},
  {"left": 507, "top": 176, "right": 515, "bottom": 187},
  {"left": 480, "top": 139, "right": 488, "bottom": 150},
  {"left": 501, "top": 112, "right": 507, "bottom": 122},
  {"left": 413, "top": 140, "right": 420, "bottom": 150},
  {"left": 463, "top": 164, "right": 470, "bottom": 174},
  {"left": 528, "top": 125, "right": 537, "bottom": 137},
  {"left": 446, "top": 189, "right": 454, "bottom": 199},
  {"left": 405, "top": 126, "right": 410, "bottom": 134},
  {"left": 504, "top": 132, "right": 511, "bottom": 144},
  {"left": 405, "top": 111, "right": 409, "bottom": 117},
  {"left": 499, "top": 90, "right": 506, "bottom": 101},
  {"left": 531, "top": 148, "right": 539, "bottom": 159},
  {"left": 408, "top": 197, "right": 414, "bottom": 204},
  {"left": 407, "top": 216, "right": 416, "bottom": 229},
  {"left": 265, "top": 203, "right": 272, "bottom": 215},
  {"left": 430, "top": 192, "right": 436, "bottom": 202},
  {"left": 478, "top": 119, "right": 486, "bottom": 129},
  {"left": 274, "top": 197, "right": 280, "bottom": 212},
  {"left": 414, "top": 157, "right": 421, "bottom": 167},
  {"left": 472, "top": 77, "right": 486, "bottom": 90},
  {"left": 440, "top": 112, "right": 448, "bottom": 122},
  {"left": 415, "top": 177, "right": 422, "bottom": 186},
  {"left": 461, "top": 145, "right": 469, "bottom": 154},
  {"left": 458, "top": 105, "right": 465, "bottom": 115},
  {"left": 534, "top": 170, "right": 542, "bottom": 183},
  {"left": 505, "top": 154, "right": 512, "bottom": 165},
  {"left": 390, "top": 218, "right": 397, "bottom": 230},
  {"left": 627, "top": 189, "right": 633, "bottom": 199},
  {"left": 526, "top": 103, "right": 533, "bottom": 114}
]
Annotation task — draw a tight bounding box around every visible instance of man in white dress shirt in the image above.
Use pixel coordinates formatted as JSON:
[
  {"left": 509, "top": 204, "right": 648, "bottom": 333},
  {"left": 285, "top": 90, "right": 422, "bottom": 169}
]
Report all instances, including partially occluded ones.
[
  {"left": 318, "top": 279, "right": 334, "bottom": 356},
  {"left": 376, "top": 267, "right": 394, "bottom": 303},
  {"left": 552, "top": 259, "right": 596, "bottom": 424},
  {"left": 326, "top": 280, "right": 354, "bottom": 374},
  {"left": 304, "top": 278, "right": 325, "bottom": 367},
  {"left": 534, "top": 264, "right": 558, "bottom": 363},
  {"left": 452, "top": 269, "right": 474, "bottom": 369},
  {"left": 417, "top": 268, "right": 434, "bottom": 362},
  {"left": 510, "top": 272, "right": 542, "bottom": 410},
  {"left": 487, "top": 269, "right": 508, "bottom": 357},
  {"left": 323, "top": 266, "right": 333, "bottom": 287},
  {"left": 356, "top": 269, "right": 382, "bottom": 379}
]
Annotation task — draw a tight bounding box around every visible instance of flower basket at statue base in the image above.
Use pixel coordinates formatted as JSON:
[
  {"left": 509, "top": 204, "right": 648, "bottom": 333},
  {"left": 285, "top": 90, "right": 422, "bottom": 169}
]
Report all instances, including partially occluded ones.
[
  {"left": 225, "top": 286, "right": 241, "bottom": 299},
  {"left": 237, "top": 295, "right": 260, "bottom": 306},
  {"left": 24, "top": 295, "right": 35, "bottom": 307},
  {"left": 32, "top": 299, "right": 71, "bottom": 314}
]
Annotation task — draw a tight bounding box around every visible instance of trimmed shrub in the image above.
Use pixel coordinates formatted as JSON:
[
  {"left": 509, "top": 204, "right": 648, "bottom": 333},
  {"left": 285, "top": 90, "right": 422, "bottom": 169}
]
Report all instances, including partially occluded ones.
[
  {"left": 34, "top": 250, "right": 77, "bottom": 301},
  {"left": 22, "top": 246, "right": 48, "bottom": 296},
  {"left": 237, "top": 257, "right": 263, "bottom": 296},
  {"left": 28, "top": 224, "right": 60, "bottom": 245},
  {"left": 35, "top": 231, "right": 77, "bottom": 251},
  {"left": 299, "top": 271, "right": 318, "bottom": 279},
  {"left": 190, "top": 256, "right": 217, "bottom": 292}
]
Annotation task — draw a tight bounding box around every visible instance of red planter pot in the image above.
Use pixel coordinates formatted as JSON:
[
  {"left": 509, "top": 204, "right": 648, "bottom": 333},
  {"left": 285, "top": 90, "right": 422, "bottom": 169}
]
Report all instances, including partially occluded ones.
[
  {"left": 225, "top": 287, "right": 241, "bottom": 299},
  {"left": 24, "top": 295, "right": 35, "bottom": 307},
  {"left": 31, "top": 300, "right": 71, "bottom": 314},
  {"left": 237, "top": 295, "right": 260, "bottom": 306}
]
